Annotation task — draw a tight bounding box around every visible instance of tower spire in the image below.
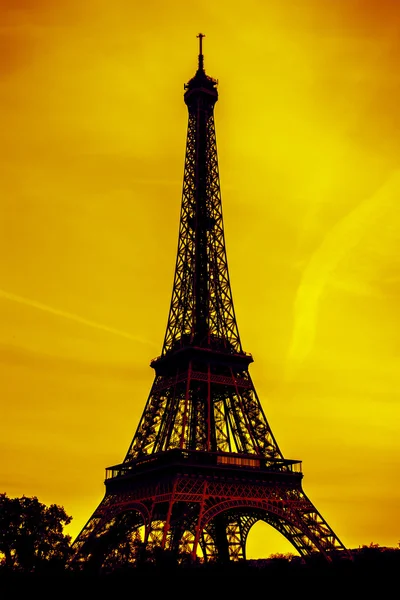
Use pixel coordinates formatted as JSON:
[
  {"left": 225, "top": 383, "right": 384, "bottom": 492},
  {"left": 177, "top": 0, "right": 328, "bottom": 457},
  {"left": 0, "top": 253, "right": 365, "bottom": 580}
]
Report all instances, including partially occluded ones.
[{"left": 197, "top": 32, "right": 205, "bottom": 72}]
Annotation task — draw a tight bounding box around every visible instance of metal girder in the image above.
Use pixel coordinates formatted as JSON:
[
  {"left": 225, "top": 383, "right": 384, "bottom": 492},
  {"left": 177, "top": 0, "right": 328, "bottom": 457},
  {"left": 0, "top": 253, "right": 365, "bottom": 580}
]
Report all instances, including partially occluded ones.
[
  {"left": 70, "top": 470, "right": 350, "bottom": 567},
  {"left": 162, "top": 86, "right": 241, "bottom": 355},
  {"left": 124, "top": 368, "right": 284, "bottom": 460}
]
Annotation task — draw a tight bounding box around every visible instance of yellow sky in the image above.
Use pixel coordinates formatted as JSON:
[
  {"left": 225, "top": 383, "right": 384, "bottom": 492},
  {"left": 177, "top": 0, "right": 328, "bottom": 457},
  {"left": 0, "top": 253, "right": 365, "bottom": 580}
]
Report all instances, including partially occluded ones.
[{"left": 1, "top": 0, "right": 400, "bottom": 558}]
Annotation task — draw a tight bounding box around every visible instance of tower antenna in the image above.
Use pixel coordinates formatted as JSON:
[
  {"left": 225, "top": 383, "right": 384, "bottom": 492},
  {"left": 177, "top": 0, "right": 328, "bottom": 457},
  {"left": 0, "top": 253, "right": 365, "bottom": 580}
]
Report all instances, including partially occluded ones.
[{"left": 197, "top": 32, "right": 205, "bottom": 71}]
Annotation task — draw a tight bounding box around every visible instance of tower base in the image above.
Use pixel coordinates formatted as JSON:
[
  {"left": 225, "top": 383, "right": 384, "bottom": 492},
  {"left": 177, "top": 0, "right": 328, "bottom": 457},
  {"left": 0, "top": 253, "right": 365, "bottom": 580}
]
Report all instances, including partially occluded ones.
[{"left": 71, "top": 450, "right": 350, "bottom": 570}]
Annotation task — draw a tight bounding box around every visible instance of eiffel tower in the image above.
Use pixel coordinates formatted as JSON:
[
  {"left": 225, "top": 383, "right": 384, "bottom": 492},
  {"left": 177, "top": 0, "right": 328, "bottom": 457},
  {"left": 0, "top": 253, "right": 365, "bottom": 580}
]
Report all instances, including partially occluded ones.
[{"left": 71, "top": 34, "right": 349, "bottom": 568}]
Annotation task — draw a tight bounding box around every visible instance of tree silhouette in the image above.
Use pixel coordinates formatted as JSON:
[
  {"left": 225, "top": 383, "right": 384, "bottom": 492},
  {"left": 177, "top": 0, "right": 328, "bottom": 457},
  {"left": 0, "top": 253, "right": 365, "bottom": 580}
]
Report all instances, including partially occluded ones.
[{"left": 0, "top": 493, "right": 72, "bottom": 572}]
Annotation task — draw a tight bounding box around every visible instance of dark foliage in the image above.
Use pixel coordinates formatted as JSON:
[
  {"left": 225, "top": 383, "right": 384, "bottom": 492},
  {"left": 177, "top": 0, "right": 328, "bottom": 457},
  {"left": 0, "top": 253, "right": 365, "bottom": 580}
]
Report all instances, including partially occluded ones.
[
  {"left": 0, "top": 493, "right": 72, "bottom": 572},
  {"left": 0, "top": 544, "right": 399, "bottom": 599}
]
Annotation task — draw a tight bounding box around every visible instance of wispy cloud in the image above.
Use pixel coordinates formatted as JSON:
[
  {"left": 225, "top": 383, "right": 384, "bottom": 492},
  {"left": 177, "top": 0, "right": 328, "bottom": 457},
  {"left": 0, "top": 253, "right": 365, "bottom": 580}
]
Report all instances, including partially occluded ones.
[
  {"left": 286, "top": 170, "right": 400, "bottom": 377},
  {"left": 0, "top": 289, "right": 157, "bottom": 348}
]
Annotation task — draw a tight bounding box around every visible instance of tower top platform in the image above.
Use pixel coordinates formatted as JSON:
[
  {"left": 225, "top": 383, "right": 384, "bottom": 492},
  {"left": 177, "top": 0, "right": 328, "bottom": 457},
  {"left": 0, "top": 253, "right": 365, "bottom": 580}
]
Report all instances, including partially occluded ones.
[{"left": 184, "top": 32, "right": 218, "bottom": 103}]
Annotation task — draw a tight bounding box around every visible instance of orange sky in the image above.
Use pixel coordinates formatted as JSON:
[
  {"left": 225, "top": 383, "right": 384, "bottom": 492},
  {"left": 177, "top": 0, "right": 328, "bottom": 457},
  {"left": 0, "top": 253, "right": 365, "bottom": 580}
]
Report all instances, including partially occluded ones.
[{"left": 1, "top": 0, "right": 400, "bottom": 558}]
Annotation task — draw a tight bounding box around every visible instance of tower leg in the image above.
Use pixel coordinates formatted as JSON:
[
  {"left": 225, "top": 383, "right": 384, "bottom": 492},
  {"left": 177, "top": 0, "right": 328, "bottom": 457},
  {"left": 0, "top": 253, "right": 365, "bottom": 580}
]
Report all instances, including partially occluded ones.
[
  {"left": 191, "top": 481, "right": 208, "bottom": 561},
  {"left": 226, "top": 517, "right": 246, "bottom": 561},
  {"left": 162, "top": 481, "right": 178, "bottom": 548},
  {"left": 214, "top": 514, "right": 230, "bottom": 564}
]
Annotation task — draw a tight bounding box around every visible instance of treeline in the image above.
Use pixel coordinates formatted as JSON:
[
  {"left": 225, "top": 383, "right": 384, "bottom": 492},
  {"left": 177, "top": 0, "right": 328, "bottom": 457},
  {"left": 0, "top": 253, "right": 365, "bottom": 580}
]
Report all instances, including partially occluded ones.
[{"left": 1, "top": 493, "right": 399, "bottom": 592}]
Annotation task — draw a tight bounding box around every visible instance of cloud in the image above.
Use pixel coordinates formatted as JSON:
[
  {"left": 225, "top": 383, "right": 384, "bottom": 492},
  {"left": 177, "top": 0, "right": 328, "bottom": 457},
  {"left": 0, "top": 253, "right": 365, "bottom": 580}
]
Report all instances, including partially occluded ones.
[
  {"left": 286, "top": 170, "right": 400, "bottom": 376},
  {"left": 0, "top": 288, "right": 156, "bottom": 347}
]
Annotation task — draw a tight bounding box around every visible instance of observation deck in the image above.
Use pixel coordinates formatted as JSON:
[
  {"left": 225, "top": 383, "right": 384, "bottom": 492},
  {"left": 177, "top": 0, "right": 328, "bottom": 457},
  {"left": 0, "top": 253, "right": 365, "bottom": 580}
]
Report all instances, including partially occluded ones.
[{"left": 105, "top": 449, "right": 302, "bottom": 485}]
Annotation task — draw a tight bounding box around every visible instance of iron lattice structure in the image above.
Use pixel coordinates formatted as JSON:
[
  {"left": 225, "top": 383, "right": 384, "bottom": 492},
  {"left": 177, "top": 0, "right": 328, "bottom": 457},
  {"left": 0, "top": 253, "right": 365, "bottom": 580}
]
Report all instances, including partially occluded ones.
[{"left": 71, "top": 35, "right": 350, "bottom": 569}]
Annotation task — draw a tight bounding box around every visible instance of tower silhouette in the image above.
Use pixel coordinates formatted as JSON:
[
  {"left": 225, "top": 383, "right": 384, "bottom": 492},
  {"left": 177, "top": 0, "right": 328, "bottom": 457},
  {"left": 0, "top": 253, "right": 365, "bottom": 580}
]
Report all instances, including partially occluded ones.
[{"left": 71, "top": 35, "right": 349, "bottom": 568}]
